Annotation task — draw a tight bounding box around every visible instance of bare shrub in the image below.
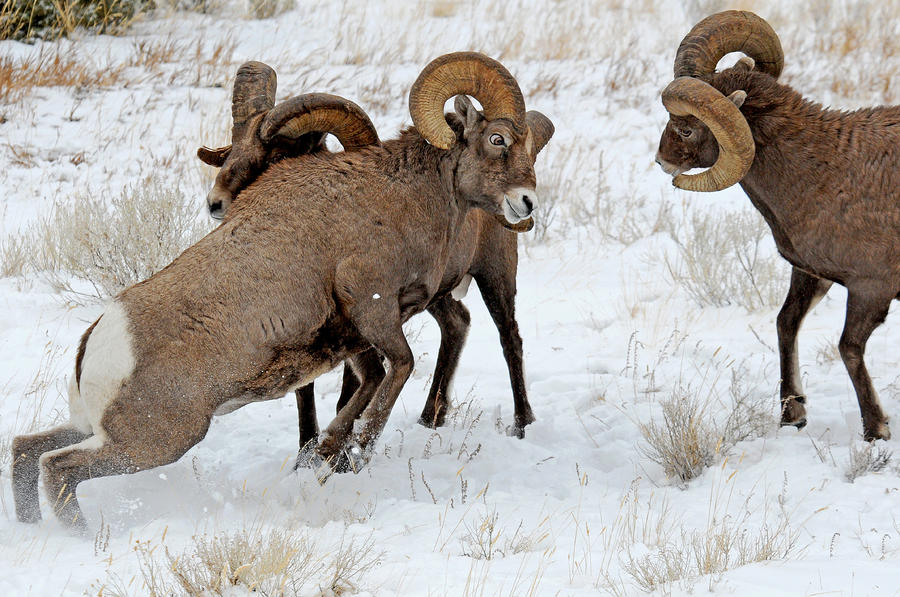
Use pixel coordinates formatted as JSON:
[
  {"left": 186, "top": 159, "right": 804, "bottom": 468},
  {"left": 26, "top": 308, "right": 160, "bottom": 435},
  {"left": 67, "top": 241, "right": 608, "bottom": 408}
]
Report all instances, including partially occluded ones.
[
  {"left": 596, "top": 175, "right": 674, "bottom": 246},
  {"left": 638, "top": 386, "right": 719, "bottom": 486},
  {"left": 665, "top": 208, "right": 788, "bottom": 312},
  {"left": 845, "top": 443, "right": 893, "bottom": 483},
  {"left": 18, "top": 174, "right": 208, "bottom": 302},
  {"left": 622, "top": 514, "right": 799, "bottom": 592},
  {"left": 111, "top": 527, "right": 380, "bottom": 596},
  {"left": 460, "top": 510, "right": 502, "bottom": 560},
  {"left": 639, "top": 367, "right": 775, "bottom": 487},
  {"left": 1, "top": 0, "right": 150, "bottom": 40},
  {"left": 459, "top": 509, "right": 550, "bottom": 561}
]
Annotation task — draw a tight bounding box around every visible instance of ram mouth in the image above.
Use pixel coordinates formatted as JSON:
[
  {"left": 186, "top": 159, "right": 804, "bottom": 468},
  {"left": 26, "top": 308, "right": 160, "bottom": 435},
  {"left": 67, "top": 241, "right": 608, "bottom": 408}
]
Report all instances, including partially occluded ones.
[
  {"left": 655, "top": 157, "right": 685, "bottom": 177},
  {"left": 503, "top": 196, "right": 529, "bottom": 223}
]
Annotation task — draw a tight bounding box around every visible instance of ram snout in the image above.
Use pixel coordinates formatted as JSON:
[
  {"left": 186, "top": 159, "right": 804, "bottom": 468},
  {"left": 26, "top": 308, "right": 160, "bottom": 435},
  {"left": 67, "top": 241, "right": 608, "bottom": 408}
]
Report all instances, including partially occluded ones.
[
  {"left": 655, "top": 153, "right": 684, "bottom": 177},
  {"left": 207, "top": 185, "right": 233, "bottom": 220},
  {"left": 502, "top": 187, "right": 537, "bottom": 224}
]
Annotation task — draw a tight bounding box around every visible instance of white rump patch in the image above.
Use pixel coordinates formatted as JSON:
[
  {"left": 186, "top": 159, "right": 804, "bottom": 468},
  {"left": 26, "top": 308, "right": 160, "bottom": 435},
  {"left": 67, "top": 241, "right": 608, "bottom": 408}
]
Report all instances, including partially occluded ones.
[
  {"left": 76, "top": 301, "right": 136, "bottom": 438},
  {"left": 67, "top": 374, "right": 91, "bottom": 434},
  {"left": 451, "top": 274, "right": 473, "bottom": 300}
]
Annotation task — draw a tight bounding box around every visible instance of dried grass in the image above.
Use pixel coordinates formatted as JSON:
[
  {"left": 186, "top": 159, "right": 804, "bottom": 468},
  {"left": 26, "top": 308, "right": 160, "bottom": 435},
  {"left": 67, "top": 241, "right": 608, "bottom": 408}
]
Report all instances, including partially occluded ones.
[
  {"left": 0, "top": 48, "right": 123, "bottom": 105},
  {"left": 11, "top": 174, "right": 208, "bottom": 302},
  {"left": 0, "top": 0, "right": 150, "bottom": 41},
  {"left": 248, "top": 0, "right": 294, "bottom": 19},
  {"left": 664, "top": 208, "right": 788, "bottom": 312},
  {"left": 0, "top": 339, "right": 68, "bottom": 472},
  {"left": 0, "top": 233, "right": 28, "bottom": 277},
  {"left": 106, "top": 526, "right": 381, "bottom": 597},
  {"left": 638, "top": 365, "right": 776, "bottom": 487}
]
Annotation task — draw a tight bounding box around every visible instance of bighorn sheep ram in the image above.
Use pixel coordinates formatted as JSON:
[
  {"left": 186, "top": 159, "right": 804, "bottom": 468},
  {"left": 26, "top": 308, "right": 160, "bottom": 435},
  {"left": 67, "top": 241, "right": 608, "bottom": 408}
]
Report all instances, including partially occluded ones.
[
  {"left": 12, "top": 52, "right": 553, "bottom": 530},
  {"left": 655, "top": 10, "right": 900, "bottom": 441},
  {"left": 196, "top": 63, "right": 552, "bottom": 452}
]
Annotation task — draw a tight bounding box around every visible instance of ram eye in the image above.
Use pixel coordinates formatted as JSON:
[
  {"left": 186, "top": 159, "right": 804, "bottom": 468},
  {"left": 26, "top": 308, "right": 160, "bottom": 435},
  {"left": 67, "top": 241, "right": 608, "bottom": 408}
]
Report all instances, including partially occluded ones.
[
  {"left": 677, "top": 128, "right": 693, "bottom": 139},
  {"left": 489, "top": 133, "right": 506, "bottom": 146}
]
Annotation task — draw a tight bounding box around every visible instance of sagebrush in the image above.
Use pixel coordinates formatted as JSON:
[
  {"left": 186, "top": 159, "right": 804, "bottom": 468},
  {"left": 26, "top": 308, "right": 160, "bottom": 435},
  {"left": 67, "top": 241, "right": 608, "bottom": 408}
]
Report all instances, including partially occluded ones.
[
  {"left": 665, "top": 208, "right": 788, "bottom": 312},
  {"left": 0, "top": 0, "right": 150, "bottom": 40},
  {"left": 10, "top": 175, "right": 208, "bottom": 301}
]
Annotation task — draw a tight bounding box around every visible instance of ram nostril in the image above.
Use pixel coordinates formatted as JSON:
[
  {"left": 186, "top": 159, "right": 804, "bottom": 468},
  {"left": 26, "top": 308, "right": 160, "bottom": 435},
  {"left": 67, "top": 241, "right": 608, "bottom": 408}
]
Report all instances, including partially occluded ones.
[
  {"left": 522, "top": 195, "right": 534, "bottom": 213},
  {"left": 209, "top": 202, "right": 224, "bottom": 220}
]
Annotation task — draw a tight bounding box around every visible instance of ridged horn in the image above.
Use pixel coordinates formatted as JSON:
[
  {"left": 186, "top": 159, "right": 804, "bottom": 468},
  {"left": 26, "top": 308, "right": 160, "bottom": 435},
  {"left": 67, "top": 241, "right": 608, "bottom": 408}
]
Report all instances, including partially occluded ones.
[
  {"left": 674, "top": 10, "right": 783, "bottom": 79},
  {"left": 196, "top": 145, "right": 232, "bottom": 167},
  {"left": 409, "top": 52, "right": 526, "bottom": 150},
  {"left": 232, "top": 61, "right": 277, "bottom": 138},
  {"left": 661, "top": 77, "right": 754, "bottom": 192},
  {"left": 259, "top": 93, "right": 379, "bottom": 150}
]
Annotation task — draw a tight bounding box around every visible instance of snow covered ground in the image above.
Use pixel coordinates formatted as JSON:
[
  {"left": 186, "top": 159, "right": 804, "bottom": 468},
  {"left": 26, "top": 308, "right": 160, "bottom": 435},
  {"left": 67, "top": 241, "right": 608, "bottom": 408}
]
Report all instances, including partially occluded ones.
[{"left": 1, "top": 1, "right": 900, "bottom": 594}]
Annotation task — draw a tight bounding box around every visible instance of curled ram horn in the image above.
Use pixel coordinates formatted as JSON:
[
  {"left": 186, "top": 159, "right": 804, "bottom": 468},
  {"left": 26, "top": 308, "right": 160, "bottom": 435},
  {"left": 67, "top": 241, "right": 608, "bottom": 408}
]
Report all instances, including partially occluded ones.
[
  {"left": 260, "top": 93, "right": 379, "bottom": 149},
  {"left": 231, "top": 61, "right": 277, "bottom": 140},
  {"left": 673, "top": 10, "right": 783, "bottom": 79},
  {"left": 409, "top": 52, "right": 526, "bottom": 150},
  {"left": 661, "top": 76, "right": 755, "bottom": 192}
]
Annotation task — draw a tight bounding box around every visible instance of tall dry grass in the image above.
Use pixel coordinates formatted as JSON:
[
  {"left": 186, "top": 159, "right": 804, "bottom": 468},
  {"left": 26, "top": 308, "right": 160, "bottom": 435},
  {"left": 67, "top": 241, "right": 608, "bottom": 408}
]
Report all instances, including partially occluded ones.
[
  {"left": 664, "top": 208, "right": 788, "bottom": 312},
  {"left": 5, "top": 174, "right": 209, "bottom": 302},
  {"left": 0, "top": 0, "right": 150, "bottom": 41},
  {"left": 99, "top": 526, "right": 381, "bottom": 596},
  {"left": 0, "top": 48, "right": 123, "bottom": 104}
]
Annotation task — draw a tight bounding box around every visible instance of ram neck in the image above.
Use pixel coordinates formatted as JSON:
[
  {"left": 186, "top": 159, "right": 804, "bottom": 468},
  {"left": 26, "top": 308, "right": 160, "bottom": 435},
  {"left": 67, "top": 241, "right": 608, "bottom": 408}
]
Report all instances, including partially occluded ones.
[
  {"left": 715, "top": 69, "right": 900, "bottom": 273},
  {"left": 709, "top": 71, "right": 837, "bottom": 262},
  {"left": 379, "top": 129, "right": 469, "bottom": 228}
]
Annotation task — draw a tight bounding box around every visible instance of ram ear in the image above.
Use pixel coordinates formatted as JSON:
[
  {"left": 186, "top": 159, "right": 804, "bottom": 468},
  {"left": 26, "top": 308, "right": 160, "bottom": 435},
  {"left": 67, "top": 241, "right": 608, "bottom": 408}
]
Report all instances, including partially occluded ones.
[
  {"left": 454, "top": 94, "right": 483, "bottom": 134},
  {"left": 267, "top": 132, "right": 329, "bottom": 161},
  {"left": 727, "top": 90, "right": 747, "bottom": 109},
  {"left": 525, "top": 110, "right": 554, "bottom": 156},
  {"left": 197, "top": 145, "right": 232, "bottom": 166}
]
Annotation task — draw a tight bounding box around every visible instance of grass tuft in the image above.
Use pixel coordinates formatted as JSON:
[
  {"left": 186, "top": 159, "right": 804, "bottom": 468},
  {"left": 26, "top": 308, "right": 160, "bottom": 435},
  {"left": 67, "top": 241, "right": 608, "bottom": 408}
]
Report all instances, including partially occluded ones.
[
  {"left": 638, "top": 366, "right": 775, "bottom": 487},
  {"left": 0, "top": 48, "right": 123, "bottom": 105},
  {"left": 664, "top": 208, "right": 788, "bottom": 312},
  {"left": 0, "top": 0, "right": 151, "bottom": 41},
  {"left": 11, "top": 174, "right": 208, "bottom": 302}
]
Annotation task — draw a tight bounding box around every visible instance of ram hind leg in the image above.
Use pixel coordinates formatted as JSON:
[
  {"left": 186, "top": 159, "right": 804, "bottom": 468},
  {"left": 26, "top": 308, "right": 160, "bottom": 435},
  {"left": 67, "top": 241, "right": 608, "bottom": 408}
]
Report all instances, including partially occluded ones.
[
  {"left": 776, "top": 267, "right": 832, "bottom": 429},
  {"left": 11, "top": 425, "right": 90, "bottom": 523},
  {"left": 475, "top": 271, "right": 535, "bottom": 437},
  {"left": 419, "top": 296, "right": 471, "bottom": 429},
  {"left": 39, "top": 436, "right": 135, "bottom": 533},
  {"left": 839, "top": 288, "right": 892, "bottom": 441},
  {"left": 42, "top": 400, "right": 213, "bottom": 533}
]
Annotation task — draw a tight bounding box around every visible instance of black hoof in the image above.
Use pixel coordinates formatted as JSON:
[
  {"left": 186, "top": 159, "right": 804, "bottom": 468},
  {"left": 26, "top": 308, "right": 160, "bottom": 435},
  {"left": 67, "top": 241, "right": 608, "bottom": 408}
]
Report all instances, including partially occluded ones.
[
  {"left": 779, "top": 417, "right": 807, "bottom": 430},
  {"left": 863, "top": 422, "right": 891, "bottom": 442},
  {"left": 417, "top": 411, "right": 446, "bottom": 429},
  {"left": 505, "top": 424, "right": 526, "bottom": 439}
]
